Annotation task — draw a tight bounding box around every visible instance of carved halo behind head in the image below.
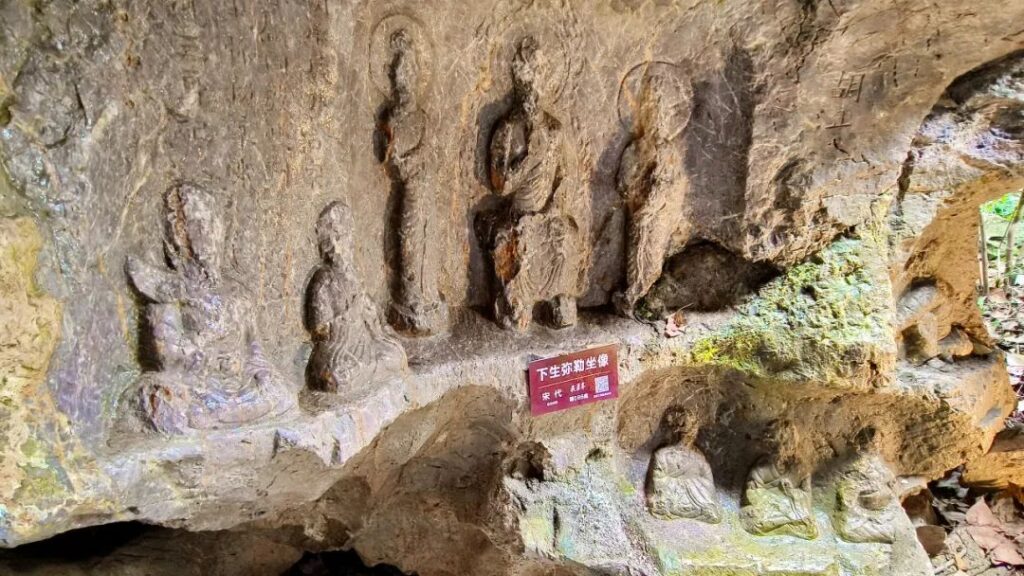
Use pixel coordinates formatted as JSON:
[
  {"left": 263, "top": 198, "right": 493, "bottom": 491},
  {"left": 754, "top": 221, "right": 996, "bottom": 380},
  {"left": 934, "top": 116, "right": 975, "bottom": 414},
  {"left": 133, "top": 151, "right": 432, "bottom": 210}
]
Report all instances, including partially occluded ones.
[
  {"left": 492, "top": 14, "right": 573, "bottom": 105},
  {"left": 618, "top": 61, "right": 693, "bottom": 142},
  {"left": 369, "top": 13, "right": 433, "bottom": 98}
]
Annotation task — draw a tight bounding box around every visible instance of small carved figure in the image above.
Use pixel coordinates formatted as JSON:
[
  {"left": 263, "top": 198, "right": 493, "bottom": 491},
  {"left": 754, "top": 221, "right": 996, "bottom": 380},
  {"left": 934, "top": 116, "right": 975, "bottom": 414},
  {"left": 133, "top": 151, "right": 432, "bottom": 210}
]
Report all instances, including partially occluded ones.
[
  {"left": 614, "top": 63, "right": 693, "bottom": 315},
  {"left": 646, "top": 444, "right": 722, "bottom": 523},
  {"left": 896, "top": 281, "right": 975, "bottom": 364},
  {"left": 305, "top": 201, "right": 407, "bottom": 395},
  {"left": 484, "top": 36, "right": 585, "bottom": 330},
  {"left": 127, "top": 184, "right": 295, "bottom": 434},
  {"left": 832, "top": 454, "right": 899, "bottom": 544},
  {"left": 377, "top": 25, "right": 448, "bottom": 336},
  {"left": 740, "top": 457, "right": 818, "bottom": 539}
]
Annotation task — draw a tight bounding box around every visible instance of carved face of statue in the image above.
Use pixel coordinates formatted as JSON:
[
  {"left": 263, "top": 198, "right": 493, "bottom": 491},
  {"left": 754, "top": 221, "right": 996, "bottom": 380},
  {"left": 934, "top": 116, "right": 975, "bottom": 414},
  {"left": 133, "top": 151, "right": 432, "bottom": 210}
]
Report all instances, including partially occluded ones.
[
  {"left": 388, "top": 29, "right": 418, "bottom": 104},
  {"left": 163, "top": 184, "right": 223, "bottom": 284},
  {"left": 316, "top": 201, "right": 355, "bottom": 266},
  {"left": 511, "top": 36, "right": 545, "bottom": 101}
]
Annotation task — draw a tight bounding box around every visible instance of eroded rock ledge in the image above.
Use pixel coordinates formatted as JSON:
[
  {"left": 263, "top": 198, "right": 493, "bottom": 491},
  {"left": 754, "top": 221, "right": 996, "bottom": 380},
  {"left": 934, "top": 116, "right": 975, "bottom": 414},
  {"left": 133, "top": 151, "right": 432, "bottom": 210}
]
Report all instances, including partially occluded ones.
[{"left": 1, "top": 0, "right": 1023, "bottom": 575}]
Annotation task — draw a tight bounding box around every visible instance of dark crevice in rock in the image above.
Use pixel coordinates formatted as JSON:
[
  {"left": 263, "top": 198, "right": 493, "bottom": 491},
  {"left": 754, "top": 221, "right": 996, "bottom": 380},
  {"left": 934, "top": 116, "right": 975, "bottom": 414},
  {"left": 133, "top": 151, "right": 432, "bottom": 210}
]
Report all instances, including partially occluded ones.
[
  {"left": 637, "top": 240, "right": 780, "bottom": 318},
  {"left": 506, "top": 440, "right": 550, "bottom": 482},
  {"left": 944, "top": 49, "right": 1024, "bottom": 106},
  {"left": 283, "top": 550, "right": 412, "bottom": 576},
  {"left": 0, "top": 521, "right": 155, "bottom": 562},
  {"left": 0, "top": 522, "right": 307, "bottom": 575},
  {"left": 0, "top": 95, "right": 11, "bottom": 127},
  {"left": 895, "top": 149, "right": 916, "bottom": 207}
]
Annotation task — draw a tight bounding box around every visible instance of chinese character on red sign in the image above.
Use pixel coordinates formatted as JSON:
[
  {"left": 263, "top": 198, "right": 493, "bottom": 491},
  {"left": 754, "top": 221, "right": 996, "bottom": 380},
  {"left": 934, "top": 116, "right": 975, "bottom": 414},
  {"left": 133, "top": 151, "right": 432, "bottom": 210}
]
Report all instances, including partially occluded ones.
[{"left": 528, "top": 344, "right": 619, "bottom": 416}]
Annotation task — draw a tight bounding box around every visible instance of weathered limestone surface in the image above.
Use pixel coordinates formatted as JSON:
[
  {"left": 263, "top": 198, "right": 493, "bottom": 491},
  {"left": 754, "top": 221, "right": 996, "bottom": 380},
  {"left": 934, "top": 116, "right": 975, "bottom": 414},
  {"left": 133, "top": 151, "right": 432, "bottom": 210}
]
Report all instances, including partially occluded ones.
[{"left": 0, "top": 0, "right": 1023, "bottom": 574}]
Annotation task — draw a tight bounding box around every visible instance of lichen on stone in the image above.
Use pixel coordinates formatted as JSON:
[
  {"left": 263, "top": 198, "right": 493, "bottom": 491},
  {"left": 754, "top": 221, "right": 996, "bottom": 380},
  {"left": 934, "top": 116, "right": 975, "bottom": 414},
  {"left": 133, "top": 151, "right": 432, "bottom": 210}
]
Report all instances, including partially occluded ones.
[
  {"left": 0, "top": 217, "right": 75, "bottom": 541},
  {"left": 689, "top": 234, "right": 895, "bottom": 388}
]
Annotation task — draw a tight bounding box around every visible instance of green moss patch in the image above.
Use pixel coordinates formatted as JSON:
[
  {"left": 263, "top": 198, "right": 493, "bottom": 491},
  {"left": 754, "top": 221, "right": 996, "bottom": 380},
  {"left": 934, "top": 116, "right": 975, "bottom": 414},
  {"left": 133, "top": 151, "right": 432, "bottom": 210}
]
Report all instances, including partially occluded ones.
[{"left": 688, "top": 236, "right": 894, "bottom": 388}]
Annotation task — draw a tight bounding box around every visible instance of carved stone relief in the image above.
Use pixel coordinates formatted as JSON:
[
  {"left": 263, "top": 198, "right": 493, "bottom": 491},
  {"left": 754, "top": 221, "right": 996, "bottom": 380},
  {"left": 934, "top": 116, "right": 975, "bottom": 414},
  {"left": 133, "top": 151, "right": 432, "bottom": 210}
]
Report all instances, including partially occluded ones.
[
  {"left": 646, "top": 444, "right": 722, "bottom": 523},
  {"left": 1, "top": 1, "right": 1022, "bottom": 570},
  {"left": 373, "top": 15, "right": 448, "bottom": 336},
  {"left": 481, "top": 35, "right": 586, "bottom": 331},
  {"left": 896, "top": 281, "right": 975, "bottom": 364},
  {"left": 305, "top": 201, "right": 408, "bottom": 396},
  {"left": 614, "top": 62, "right": 694, "bottom": 316},
  {"left": 740, "top": 457, "right": 818, "bottom": 540},
  {"left": 126, "top": 184, "right": 295, "bottom": 434},
  {"left": 832, "top": 454, "right": 899, "bottom": 544}
]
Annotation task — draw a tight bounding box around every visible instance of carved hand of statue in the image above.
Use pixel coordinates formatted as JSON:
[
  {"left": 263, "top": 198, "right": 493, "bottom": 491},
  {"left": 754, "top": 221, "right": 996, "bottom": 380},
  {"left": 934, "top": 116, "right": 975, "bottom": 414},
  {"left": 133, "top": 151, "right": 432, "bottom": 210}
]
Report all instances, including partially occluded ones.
[
  {"left": 489, "top": 115, "right": 530, "bottom": 196},
  {"left": 127, "top": 256, "right": 185, "bottom": 303},
  {"left": 856, "top": 487, "right": 893, "bottom": 511},
  {"left": 388, "top": 108, "right": 426, "bottom": 165},
  {"left": 305, "top": 268, "right": 337, "bottom": 342},
  {"left": 510, "top": 126, "right": 563, "bottom": 214},
  {"left": 616, "top": 140, "right": 649, "bottom": 206},
  {"left": 503, "top": 155, "right": 544, "bottom": 200}
]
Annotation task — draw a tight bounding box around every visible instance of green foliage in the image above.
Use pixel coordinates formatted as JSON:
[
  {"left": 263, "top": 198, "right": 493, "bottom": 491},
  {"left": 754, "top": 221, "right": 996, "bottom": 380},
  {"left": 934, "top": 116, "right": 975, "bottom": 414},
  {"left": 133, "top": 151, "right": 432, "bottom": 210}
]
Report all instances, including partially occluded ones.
[
  {"left": 982, "top": 192, "right": 1021, "bottom": 220},
  {"left": 980, "top": 192, "right": 1023, "bottom": 283},
  {"left": 982, "top": 212, "right": 1016, "bottom": 258}
]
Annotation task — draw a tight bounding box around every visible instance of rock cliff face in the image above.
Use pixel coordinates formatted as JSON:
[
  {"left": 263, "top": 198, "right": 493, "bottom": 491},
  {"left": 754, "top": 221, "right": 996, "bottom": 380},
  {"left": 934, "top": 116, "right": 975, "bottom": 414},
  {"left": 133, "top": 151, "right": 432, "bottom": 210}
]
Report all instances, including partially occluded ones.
[{"left": 0, "top": 0, "right": 1023, "bottom": 574}]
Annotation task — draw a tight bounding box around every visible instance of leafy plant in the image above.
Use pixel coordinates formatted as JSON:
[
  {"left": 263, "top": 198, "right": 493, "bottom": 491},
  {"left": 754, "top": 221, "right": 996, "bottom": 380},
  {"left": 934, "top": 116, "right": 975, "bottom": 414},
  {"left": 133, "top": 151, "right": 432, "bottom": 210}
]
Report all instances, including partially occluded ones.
[
  {"left": 980, "top": 192, "right": 1024, "bottom": 286},
  {"left": 983, "top": 193, "right": 1021, "bottom": 220}
]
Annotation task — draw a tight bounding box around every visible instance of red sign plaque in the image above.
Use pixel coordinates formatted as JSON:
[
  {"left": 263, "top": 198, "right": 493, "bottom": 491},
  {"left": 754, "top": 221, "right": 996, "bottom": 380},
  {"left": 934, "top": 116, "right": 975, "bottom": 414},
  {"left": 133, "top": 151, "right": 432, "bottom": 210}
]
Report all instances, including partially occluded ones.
[{"left": 528, "top": 344, "right": 619, "bottom": 416}]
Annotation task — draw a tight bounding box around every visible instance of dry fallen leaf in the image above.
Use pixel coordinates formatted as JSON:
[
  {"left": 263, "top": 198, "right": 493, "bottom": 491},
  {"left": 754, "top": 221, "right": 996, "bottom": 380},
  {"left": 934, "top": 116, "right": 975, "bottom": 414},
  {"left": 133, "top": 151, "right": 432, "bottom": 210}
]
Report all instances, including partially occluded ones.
[
  {"left": 967, "top": 500, "right": 1000, "bottom": 527},
  {"left": 967, "top": 525, "right": 1004, "bottom": 549},
  {"left": 991, "top": 541, "right": 1024, "bottom": 566},
  {"left": 935, "top": 500, "right": 968, "bottom": 525},
  {"left": 663, "top": 311, "right": 686, "bottom": 338},
  {"left": 965, "top": 525, "right": 1024, "bottom": 566},
  {"left": 989, "top": 289, "right": 1009, "bottom": 304}
]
